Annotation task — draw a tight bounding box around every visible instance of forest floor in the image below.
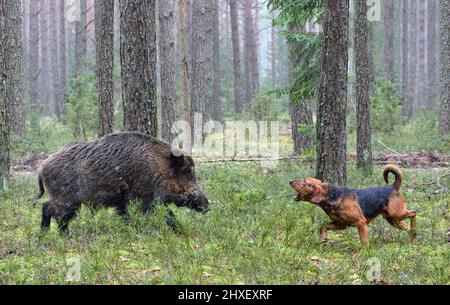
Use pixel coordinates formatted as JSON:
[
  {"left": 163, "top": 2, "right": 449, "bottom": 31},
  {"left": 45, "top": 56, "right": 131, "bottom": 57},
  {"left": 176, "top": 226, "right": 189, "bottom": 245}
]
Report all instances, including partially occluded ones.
[{"left": 0, "top": 154, "right": 448, "bottom": 284}]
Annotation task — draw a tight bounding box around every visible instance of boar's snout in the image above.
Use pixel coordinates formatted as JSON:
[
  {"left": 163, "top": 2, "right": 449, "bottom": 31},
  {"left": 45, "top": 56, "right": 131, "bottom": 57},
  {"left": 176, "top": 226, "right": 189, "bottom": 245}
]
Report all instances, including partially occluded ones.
[{"left": 189, "top": 193, "right": 210, "bottom": 214}]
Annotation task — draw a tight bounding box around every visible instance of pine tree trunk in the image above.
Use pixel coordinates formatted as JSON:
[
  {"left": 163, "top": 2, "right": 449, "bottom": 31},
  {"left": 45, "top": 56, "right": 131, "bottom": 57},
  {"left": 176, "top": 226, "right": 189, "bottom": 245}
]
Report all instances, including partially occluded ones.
[
  {"left": 158, "top": 0, "right": 177, "bottom": 142},
  {"left": 190, "top": 0, "right": 213, "bottom": 125},
  {"left": 417, "top": 0, "right": 426, "bottom": 110},
  {"left": 271, "top": 11, "right": 277, "bottom": 88},
  {"left": 96, "top": 0, "right": 115, "bottom": 137},
  {"left": 401, "top": 0, "right": 409, "bottom": 115},
  {"left": 212, "top": 0, "right": 221, "bottom": 122},
  {"left": 120, "top": 0, "right": 158, "bottom": 136},
  {"left": 0, "top": 0, "right": 10, "bottom": 185},
  {"left": 440, "top": 0, "right": 450, "bottom": 136},
  {"left": 316, "top": 0, "right": 349, "bottom": 185},
  {"left": 59, "top": 0, "right": 67, "bottom": 114},
  {"left": 408, "top": 0, "right": 417, "bottom": 116},
  {"left": 355, "top": 0, "right": 373, "bottom": 174},
  {"left": 250, "top": 1, "right": 259, "bottom": 95},
  {"left": 427, "top": 0, "right": 437, "bottom": 110},
  {"left": 178, "top": 0, "right": 190, "bottom": 124},
  {"left": 49, "top": 0, "right": 59, "bottom": 117},
  {"left": 22, "top": 0, "right": 29, "bottom": 91},
  {"left": 229, "top": 0, "right": 243, "bottom": 113},
  {"left": 243, "top": 0, "right": 253, "bottom": 109},
  {"left": 5, "top": 0, "right": 24, "bottom": 135},
  {"left": 29, "top": 0, "right": 39, "bottom": 111},
  {"left": 39, "top": 0, "right": 50, "bottom": 113},
  {"left": 80, "top": 0, "right": 87, "bottom": 60},
  {"left": 383, "top": 0, "right": 393, "bottom": 83}
]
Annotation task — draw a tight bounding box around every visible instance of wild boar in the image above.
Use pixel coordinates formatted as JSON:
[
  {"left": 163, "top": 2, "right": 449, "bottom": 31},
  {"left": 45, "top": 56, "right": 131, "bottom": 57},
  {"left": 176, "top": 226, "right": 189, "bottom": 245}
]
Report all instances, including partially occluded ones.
[{"left": 36, "top": 132, "right": 209, "bottom": 234}]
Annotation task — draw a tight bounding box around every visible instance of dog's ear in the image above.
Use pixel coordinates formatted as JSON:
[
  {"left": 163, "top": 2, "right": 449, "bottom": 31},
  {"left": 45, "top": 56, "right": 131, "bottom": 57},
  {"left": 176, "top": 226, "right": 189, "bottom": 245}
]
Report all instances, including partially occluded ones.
[{"left": 310, "top": 184, "right": 326, "bottom": 204}]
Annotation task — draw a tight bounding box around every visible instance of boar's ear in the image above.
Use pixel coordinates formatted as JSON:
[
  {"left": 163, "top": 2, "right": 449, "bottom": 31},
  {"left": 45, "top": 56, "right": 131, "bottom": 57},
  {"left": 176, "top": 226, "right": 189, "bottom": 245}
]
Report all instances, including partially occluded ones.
[{"left": 170, "top": 151, "right": 186, "bottom": 170}]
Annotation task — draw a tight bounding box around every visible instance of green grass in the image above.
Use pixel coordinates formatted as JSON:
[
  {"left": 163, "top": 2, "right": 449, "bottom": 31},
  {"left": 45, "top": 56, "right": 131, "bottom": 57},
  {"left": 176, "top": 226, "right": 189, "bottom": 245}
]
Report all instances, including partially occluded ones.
[{"left": 0, "top": 161, "right": 448, "bottom": 284}]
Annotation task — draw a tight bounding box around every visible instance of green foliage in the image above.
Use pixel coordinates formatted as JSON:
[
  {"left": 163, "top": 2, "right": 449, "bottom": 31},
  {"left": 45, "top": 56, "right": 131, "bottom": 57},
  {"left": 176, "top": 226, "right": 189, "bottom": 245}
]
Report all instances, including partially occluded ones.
[
  {"left": 381, "top": 110, "right": 450, "bottom": 153},
  {"left": 370, "top": 80, "right": 404, "bottom": 134},
  {"left": 65, "top": 72, "right": 99, "bottom": 140},
  {"left": 254, "top": 89, "right": 288, "bottom": 121},
  {"left": 268, "top": 0, "right": 323, "bottom": 102},
  {"left": 268, "top": 0, "right": 323, "bottom": 26},
  {"left": 287, "top": 32, "right": 322, "bottom": 101},
  {"left": 0, "top": 162, "right": 448, "bottom": 284},
  {"left": 10, "top": 110, "right": 73, "bottom": 157}
]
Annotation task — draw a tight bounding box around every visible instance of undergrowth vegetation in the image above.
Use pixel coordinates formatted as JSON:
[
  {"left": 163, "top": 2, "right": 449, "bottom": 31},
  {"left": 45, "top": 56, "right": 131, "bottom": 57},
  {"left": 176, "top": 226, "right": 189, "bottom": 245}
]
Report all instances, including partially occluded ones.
[{"left": 0, "top": 162, "right": 448, "bottom": 284}]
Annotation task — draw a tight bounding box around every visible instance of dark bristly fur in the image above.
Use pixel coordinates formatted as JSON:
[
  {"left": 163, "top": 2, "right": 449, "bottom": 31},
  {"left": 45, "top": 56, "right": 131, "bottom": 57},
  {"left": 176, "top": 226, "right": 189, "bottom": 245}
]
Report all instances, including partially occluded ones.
[
  {"left": 290, "top": 165, "right": 416, "bottom": 246},
  {"left": 36, "top": 132, "right": 209, "bottom": 234}
]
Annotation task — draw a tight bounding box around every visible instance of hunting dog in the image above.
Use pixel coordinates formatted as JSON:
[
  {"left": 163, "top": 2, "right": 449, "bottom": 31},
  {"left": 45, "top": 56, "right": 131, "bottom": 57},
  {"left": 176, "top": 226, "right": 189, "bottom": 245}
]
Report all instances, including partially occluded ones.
[{"left": 289, "top": 165, "right": 416, "bottom": 246}]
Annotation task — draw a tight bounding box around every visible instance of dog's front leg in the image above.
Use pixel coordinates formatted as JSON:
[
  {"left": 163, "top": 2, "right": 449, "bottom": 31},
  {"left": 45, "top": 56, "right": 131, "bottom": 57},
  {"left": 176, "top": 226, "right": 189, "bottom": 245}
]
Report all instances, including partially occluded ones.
[
  {"left": 320, "top": 223, "right": 346, "bottom": 243},
  {"left": 356, "top": 221, "right": 369, "bottom": 246}
]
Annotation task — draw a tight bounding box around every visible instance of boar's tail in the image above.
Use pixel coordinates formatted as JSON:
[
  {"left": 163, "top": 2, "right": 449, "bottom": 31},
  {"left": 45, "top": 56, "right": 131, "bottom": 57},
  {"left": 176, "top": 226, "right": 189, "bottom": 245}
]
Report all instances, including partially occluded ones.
[{"left": 36, "top": 174, "right": 45, "bottom": 199}]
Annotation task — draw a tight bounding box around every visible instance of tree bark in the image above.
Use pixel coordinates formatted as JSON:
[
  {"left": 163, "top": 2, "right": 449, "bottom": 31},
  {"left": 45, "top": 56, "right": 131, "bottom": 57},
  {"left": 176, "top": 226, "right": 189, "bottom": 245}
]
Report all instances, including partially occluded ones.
[
  {"left": 383, "top": 0, "right": 393, "bottom": 83},
  {"left": 158, "top": 0, "right": 177, "bottom": 142},
  {"left": 190, "top": 0, "right": 214, "bottom": 125},
  {"left": 212, "top": 0, "right": 221, "bottom": 122},
  {"left": 59, "top": 0, "right": 67, "bottom": 114},
  {"left": 243, "top": 0, "right": 254, "bottom": 109},
  {"left": 408, "top": 0, "right": 417, "bottom": 116},
  {"left": 22, "top": 0, "right": 29, "bottom": 91},
  {"left": 401, "top": 0, "right": 409, "bottom": 115},
  {"left": 96, "top": 0, "right": 115, "bottom": 137},
  {"left": 5, "top": 0, "right": 24, "bottom": 135},
  {"left": 427, "top": 0, "right": 437, "bottom": 110},
  {"left": 271, "top": 11, "right": 277, "bottom": 88},
  {"left": 39, "top": 0, "right": 50, "bottom": 112},
  {"left": 316, "top": 0, "right": 349, "bottom": 185},
  {"left": 229, "top": 0, "right": 243, "bottom": 113},
  {"left": 440, "top": 0, "right": 450, "bottom": 136},
  {"left": 0, "top": 0, "right": 10, "bottom": 184},
  {"left": 178, "top": 0, "right": 190, "bottom": 124},
  {"left": 355, "top": 0, "right": 373, "bottom": 174},
  {"left": 80, "top": 0, "right": 87, "bottom": 60},
  {"left": 417, "top": 0, "right": 426, "bottom": 110},
  {"left": 49, "top": 0, "right": 59, "bottom": 117},
  {"left": 252, "top": 0, "right": 259, "bottom": 94},
  {"left": 120, "top": 0, "right": 158, "bottom": 136},
  {"left": 29, "top": 0, "right": 39, "bottom": 111}
]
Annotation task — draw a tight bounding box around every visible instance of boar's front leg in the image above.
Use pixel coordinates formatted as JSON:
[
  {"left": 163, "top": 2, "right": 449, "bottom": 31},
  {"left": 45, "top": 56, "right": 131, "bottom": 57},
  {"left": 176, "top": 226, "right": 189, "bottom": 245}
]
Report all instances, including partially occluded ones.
[
  {"left": 57, "top": 204, "right": 81, "bottom": 236},
  {"left": 140, "top": 198, "right": 181, "bottom": 233},
  {"left": 166, "top": 210, "right": 182, "bottom": 234},
  {"left": 115, "top": 202, "right": 130, "bottom": 220}
]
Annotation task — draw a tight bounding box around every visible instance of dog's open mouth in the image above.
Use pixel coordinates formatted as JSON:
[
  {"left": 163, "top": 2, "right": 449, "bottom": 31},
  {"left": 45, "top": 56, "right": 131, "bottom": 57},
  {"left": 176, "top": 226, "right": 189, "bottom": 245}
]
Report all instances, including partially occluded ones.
[{"left": 294, "top": 194, "right": 302, "bottom": 201}]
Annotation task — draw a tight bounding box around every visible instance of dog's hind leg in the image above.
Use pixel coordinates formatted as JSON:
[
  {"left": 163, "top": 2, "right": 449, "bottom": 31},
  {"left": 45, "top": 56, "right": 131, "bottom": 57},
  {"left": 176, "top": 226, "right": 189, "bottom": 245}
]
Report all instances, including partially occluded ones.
[{"left": 385, "top": 196, "right": 417, "bottom": 242}]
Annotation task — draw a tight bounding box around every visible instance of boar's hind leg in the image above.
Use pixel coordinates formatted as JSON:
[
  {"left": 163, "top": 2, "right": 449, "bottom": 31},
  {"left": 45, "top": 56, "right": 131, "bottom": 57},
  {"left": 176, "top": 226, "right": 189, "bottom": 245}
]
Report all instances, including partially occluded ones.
[{"left": 41, "top": 202, "right": 55, "bottom": 231}]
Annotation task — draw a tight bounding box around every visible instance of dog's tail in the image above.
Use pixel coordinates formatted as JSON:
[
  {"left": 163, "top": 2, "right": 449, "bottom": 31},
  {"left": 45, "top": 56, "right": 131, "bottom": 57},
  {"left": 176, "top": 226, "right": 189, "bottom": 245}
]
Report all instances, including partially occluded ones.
[
  {"left": 383, "top": 165, "right": 402, "bottom": 190},
  {"left": 36, "top": 173, "right": 45, "bottom": 199}
]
